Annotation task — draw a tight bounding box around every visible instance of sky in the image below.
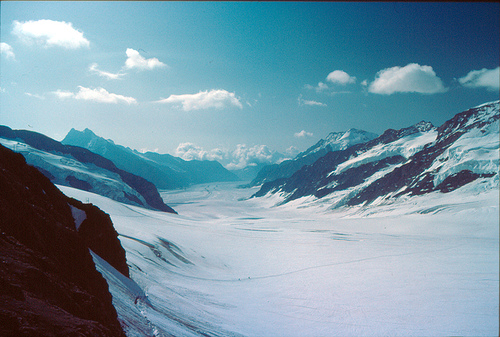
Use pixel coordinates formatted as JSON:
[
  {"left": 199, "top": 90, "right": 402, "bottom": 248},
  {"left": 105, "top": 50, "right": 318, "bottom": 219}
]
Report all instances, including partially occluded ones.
[{"left": 1, "top": 2, "right": 499, "bottom": 169}]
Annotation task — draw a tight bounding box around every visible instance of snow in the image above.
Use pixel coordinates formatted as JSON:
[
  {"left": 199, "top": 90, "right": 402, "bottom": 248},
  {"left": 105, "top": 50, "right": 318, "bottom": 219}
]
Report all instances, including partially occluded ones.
[
  {"left": 69, "top": 204, "right": 87, "bottom": 230},
  {"left": 329, "top": 129, "right": 438, "bottom": 177},
  {"left": 58, "top": 181, "right": 499, "bottom": 337},
  {"left": 0, "top": 137, "right": 148, "bottom": 206},
  {"left": 430, "top": 112, "right": 499, "bottom": 186}
]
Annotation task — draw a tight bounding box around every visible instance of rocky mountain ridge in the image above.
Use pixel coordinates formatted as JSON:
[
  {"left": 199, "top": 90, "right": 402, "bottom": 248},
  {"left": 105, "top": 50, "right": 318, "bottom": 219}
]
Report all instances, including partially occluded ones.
[{"left": 254, "top": 101, "right": 499, "bottom": 208}]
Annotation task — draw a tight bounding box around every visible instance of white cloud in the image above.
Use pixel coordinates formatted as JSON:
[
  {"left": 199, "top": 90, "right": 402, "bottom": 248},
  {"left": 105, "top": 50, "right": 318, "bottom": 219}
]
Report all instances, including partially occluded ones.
[
  {"left": 305, "top": 82, "right": 329, "bottom": 93},
  {"left": 298, "top": 95, "right": 326, "bottom": 107},
  {"left": 157, "top": 89, "right": 243, "bottom": 111},
  {"left": 12, "top": 19, "right": 89, "bottom": 49},
  {"left": 52, "top": 86, "right": 137, "bottom": 104},
  {"left": 25, "top": 92, "right": 45, "bottom": 100},
  {"left": 52, "top": 89, "right": 75, "bottom": 99},
  {"left": 0, "top": 42, "right": 15, "bottom": 59},
  {"left": 89, "top": 63, "right": 125, "bottom": 80},
  {"left": 124, "top": 48, "right": 166, "bottom": 70},
  {"left": 326, "top": 70, "right": 356, "bottom": 85},
  {"left": 361, "top": 79, "right": 368, "bottom": 87},
  {"left": 368, "top": 63, "right": 447, "bottom": 95},
  {"left": 294, "top": 130, "right": 313, "bottom": 138},
  {"left": 458, "top": 67, "right": 499, "bottom": 91}
]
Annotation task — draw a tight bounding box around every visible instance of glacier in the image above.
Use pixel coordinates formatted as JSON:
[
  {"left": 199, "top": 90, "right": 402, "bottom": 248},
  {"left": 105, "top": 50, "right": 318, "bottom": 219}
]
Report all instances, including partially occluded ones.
[{"left": 59, "top": 179, "right": 499, "bottom": 337}]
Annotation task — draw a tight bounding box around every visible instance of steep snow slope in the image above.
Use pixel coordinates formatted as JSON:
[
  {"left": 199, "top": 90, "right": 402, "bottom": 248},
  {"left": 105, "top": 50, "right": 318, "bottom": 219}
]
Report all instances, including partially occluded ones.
[{"left": 61, "top": 181, "right": 499, "bottom": 336}]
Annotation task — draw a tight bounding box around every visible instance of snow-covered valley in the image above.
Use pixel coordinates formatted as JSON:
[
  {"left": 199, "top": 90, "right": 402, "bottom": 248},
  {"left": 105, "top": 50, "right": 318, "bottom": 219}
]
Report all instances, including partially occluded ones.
[{"left": 59, "top": 180, "right": 499, "bottom": 337}]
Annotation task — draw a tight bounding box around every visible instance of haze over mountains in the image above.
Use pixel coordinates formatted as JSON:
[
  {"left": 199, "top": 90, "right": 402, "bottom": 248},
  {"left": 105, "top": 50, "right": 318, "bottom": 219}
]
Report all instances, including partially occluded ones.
[{"left": 62, "top": 128, "right": 240, "bottom": 189}]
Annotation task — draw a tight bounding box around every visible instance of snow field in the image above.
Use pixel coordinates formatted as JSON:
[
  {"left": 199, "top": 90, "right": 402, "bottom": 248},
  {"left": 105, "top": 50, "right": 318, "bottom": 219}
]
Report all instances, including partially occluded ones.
[{"left": 59, "top": 181, "right": 499, "bottom": 336}]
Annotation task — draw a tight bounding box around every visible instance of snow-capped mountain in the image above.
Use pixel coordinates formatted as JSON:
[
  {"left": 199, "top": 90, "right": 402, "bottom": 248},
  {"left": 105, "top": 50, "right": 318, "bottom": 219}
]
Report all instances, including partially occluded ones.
[
  {"left": 250, "top": 128, "right": 378, "bottom": 186},
  {"left": 0, "top": 126, "right": 176, "bottom": 213},
  {"left": 62, "top": 128, "right": 239, "bottom": 189},
  {"left": 254, "top": 101, "right": 499, "bottom": 208}
]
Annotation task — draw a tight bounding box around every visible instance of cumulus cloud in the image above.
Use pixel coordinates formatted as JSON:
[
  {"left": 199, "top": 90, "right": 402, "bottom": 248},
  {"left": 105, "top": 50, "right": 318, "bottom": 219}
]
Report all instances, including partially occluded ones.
[
  {"left": 294, "top": 130, "right": 313, "bottom": 138},
  {"left": 368, "top": 63, "right": 447, "bottom": 95},
  {"left": 326, "top": 70, "right": 356, "bottom": 85},
  {"left": 458, "top": 67, "right": 499, "bottom": 91},
  {"left": 157, "top": 89, "right": 243, "bottom": 111},
  {"left": 0, "top": 42, "right": 15, "bottom": 59},
  {"left": 175, "top": 143, "right": 291, "bottom": 170},
  {"left": 52, "top": 86, "right": 137, "bottom": 104},
  {"left": 124, "top": 48, "right": 166, "bottom": 70},
  {"left": 89, "top": 63, "right": 125, "bottom": 80},
  {"left": 298, "top": 95, "right": 326, "bottom": 107},
  {"left": 12, "top": 19, "right": 89, "bottom": 49}
]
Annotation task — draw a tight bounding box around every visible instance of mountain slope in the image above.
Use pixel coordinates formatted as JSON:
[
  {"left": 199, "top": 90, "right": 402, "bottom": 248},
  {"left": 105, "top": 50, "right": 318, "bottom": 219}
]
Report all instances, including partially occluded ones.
[
  {"left": 0, "top": 144, "right": 126, "bottom": 337},
  {"left": 254, "top": 101, "right": 499, "bottom": 208},
  {"left": 62, "top": 128, "right": 239, "bottom": 189},
  {"left": 250, "top": 128, "right": 377, "bottom": 186},
  {"left": 0, "top": 126, "right": 176, "bottom": 213}
]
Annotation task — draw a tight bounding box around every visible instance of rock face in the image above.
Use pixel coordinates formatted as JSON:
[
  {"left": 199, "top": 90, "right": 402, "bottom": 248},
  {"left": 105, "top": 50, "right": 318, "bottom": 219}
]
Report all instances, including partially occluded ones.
[
  {"left": 62, "top": 128, "right": 240, "bottom": 189},
  {"left": 0, "top": 144, "right": 126, "bottom": 336},
  {"left": 250, "top": 128, "right": 377, "bottom": 186},
  {"left": 0, "top": 126, "right": 176, "bottom": 214},
  {"left": 254, "top": 101, "right": 499, "bottom": 208}
]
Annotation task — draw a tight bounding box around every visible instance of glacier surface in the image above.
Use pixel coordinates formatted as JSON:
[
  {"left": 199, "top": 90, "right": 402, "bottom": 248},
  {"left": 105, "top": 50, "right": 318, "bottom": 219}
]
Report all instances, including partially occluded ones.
[{"left": 60, "top": 181, "right": 499, "bottom": 336}]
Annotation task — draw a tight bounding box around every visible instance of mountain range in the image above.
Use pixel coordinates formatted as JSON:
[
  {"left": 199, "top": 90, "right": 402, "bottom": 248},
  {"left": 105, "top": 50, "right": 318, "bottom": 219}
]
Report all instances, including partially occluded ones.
[
  {"left": 0, "top": 126, "right": 176, "bottom": 214},
  {"left": 250, "top": 128, "right": 378, "bottom": 186},
  {"left": 253, "top": 100, "right": 499, "bottom": 208},
  {"left": 62, "top": 128, "right": 240, "bottom": 190}
]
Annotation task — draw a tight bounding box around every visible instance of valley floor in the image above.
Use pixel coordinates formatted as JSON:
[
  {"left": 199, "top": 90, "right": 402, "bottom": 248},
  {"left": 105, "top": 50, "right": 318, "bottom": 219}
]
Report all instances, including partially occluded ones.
[{"left": 59, "top": 181, "right": 499, "bottom": 337}]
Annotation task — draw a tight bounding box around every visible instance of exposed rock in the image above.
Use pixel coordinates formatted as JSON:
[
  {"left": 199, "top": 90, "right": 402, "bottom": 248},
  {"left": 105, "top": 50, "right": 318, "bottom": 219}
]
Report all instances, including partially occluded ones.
[{"left": 0, "top": 144, "right": 126, "bottom": 336}]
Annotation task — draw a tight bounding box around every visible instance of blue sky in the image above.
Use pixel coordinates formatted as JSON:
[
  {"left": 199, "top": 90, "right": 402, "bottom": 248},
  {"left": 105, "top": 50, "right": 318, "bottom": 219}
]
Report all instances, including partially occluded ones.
[{"left": 1, "top": 2, "right": 499, "bottom": 169}]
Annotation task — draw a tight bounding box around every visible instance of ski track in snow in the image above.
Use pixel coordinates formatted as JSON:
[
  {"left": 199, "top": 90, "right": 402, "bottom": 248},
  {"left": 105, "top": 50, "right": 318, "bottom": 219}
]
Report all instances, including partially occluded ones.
[{"left": 59, "top": 181, "right": 499, "bottom": 337}]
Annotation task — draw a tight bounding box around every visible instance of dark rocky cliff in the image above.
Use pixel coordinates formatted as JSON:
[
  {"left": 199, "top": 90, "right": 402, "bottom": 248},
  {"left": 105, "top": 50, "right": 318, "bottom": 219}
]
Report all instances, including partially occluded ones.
[{"left": 0, "top": 144, "right": 126, "bottom": 336}]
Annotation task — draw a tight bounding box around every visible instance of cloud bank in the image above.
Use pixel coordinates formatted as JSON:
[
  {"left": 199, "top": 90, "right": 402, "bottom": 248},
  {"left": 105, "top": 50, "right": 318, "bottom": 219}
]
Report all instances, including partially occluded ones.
[
  {"left": 175, "top": 143, "right": 292, "bottom": 170},
  {"left": 368, "top": 63, "right": 447, "bottom": 95},
  {"left": 125, "top": 48, "right": 166, "bottom": 70},
  {"left": 12, "top": 19, "right": 90, "bottom": 49},
  {"left": 157, "top": 89, "right": 243, "bottom": 111},
  {"left": 458, "top": 67, "right": 499, "bottom": 91},
  {"left": 0, "top": 43, "right": 15, "bottom": 59},
  {"left": 53, "top": 86, "right": 137, "bottom": 104}
]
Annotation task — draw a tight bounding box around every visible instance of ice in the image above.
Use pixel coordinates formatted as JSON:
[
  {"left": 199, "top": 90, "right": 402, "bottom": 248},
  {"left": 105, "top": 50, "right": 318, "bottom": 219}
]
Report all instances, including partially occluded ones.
[
  {"left": 59, "top": 182, "right": 499, "bottom": 336},
  {"left": 69, "top": 204, "right": 87, "bottom": 230}
]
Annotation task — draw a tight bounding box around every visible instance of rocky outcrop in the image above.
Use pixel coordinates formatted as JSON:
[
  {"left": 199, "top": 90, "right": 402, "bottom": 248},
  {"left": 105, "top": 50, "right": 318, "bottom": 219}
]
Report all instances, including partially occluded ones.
[{"left": 0, "top": 144, "right": 126, "bottom": 336}]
